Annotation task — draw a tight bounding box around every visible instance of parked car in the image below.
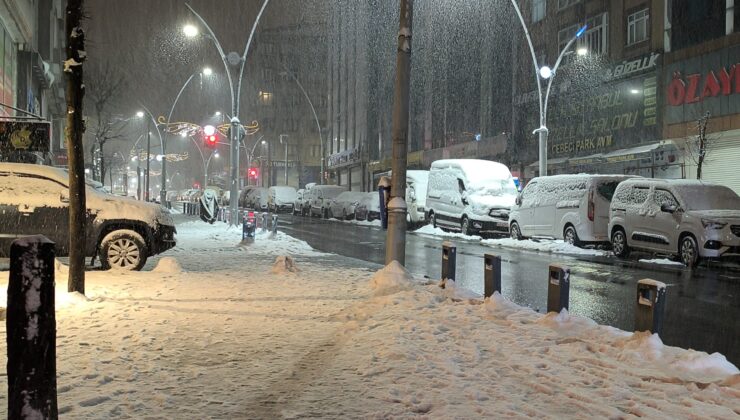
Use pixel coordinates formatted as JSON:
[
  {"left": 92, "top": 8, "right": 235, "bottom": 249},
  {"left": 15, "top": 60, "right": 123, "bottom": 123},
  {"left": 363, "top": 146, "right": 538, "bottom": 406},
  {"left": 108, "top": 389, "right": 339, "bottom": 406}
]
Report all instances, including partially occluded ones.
[
  {"left": 307, "top": 185, "right": 347, "bottom": 218},
  {"left": 509, "top": 174, "right": 635, "bottom": 246},
  {"left": 328, "top": 191, "right": 367, "bottom": 220},
  {"left": 268, "top": 186, "right": 298, "bottom": 213},
  {"left": 609, "top": 178, "right": 740, "bottom": 267},
  {"left": 0, "top": 163, "right": 176, "bottom": 270},
  {"left": 238, "top": 186, "right": 260, "bottom": 208},
  {"left": 355, "top": 192, "right": 381, "bottom": 221},
  {"left": 222, "top": 190, "right": 231, "bottom": 206},
  {"left": 425, "top": 159, "right": 518, "bottom": 235},
  {"left": 293, "top": 189, "right": 306, "bottom": 215},
  {"left": 245, "top": 187, "right": 269, "bottom": 211}
]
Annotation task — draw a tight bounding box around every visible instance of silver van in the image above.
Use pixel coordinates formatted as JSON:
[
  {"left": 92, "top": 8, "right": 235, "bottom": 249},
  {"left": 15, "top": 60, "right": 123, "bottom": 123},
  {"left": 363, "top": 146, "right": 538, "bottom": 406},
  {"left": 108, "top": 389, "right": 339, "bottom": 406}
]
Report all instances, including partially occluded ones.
[
  {"left": 609, "top": 178, "right": 740, "bottom": 267},
  {"left": 509, "top": 174, "right": 634, "bottom": 246}
]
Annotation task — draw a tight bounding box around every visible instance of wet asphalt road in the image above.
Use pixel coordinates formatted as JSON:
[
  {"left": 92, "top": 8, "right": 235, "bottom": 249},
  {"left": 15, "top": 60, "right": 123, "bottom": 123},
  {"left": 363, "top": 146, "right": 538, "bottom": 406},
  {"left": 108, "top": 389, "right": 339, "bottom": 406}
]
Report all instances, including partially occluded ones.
[{"left": 279, "top": 214, "right": 740, "bottom": 366}]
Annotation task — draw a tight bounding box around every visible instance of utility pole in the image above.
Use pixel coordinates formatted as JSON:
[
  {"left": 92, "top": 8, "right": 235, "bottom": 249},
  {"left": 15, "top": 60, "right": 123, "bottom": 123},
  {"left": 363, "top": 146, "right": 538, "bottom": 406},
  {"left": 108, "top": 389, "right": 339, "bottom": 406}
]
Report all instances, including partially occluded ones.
[
  {"left": 385, "top": 0, "right": 413, "bottom": 266},
  {"left": 65, "top": 0, "right": 86, "bottom": 294}
]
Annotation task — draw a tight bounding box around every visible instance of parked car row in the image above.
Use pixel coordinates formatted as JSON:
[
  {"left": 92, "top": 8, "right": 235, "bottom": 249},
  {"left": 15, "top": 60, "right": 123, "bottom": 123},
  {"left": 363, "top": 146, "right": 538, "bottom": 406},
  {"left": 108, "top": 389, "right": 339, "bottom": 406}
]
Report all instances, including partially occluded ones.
[{"left": 508, "top": 173, "right": 740, "bottom": 267}]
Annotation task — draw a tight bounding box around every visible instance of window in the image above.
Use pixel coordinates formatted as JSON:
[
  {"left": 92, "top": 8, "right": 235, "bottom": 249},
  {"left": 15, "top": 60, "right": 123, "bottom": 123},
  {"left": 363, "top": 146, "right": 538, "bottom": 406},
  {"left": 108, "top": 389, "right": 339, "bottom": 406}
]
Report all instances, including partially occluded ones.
[
  {"left": 558, "top": 24, "right": 579, "bottom": 53},
  {"left": 532, "top": 0, "right": 546, "bottom": 23},
  {"left": 615, "top": 186, "right": 649, "bottom": 206},
  {"left": 581, "top": 13, "right": 609, "bottom": 55},
  {"left": 558, "top": 0, "right": 581, "bottom": 10},
  {"left": 627, "top": 9, "right": 649, "bottom": 45},
  {"left": 654, "top": 189, "right": 679, "bottom": 208}
]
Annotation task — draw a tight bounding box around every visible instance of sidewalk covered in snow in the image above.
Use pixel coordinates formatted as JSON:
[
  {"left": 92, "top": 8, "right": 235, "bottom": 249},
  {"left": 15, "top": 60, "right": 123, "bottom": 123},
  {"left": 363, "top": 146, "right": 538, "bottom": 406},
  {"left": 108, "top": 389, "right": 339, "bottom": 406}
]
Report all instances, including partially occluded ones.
[{"left": 0, "top": 221, "right": 737, "bottom": 418}]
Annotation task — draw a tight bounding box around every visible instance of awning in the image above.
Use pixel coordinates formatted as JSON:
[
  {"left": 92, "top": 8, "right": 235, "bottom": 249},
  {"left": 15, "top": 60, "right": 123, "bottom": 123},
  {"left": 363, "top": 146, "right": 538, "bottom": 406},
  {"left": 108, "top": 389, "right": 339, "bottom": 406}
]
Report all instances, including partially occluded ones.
[
  {"left": 528, "top": 157, "right": 568, "bottom": 167},
  {"left": 602, "top": 142, "right": 663, "bottom": 162}
]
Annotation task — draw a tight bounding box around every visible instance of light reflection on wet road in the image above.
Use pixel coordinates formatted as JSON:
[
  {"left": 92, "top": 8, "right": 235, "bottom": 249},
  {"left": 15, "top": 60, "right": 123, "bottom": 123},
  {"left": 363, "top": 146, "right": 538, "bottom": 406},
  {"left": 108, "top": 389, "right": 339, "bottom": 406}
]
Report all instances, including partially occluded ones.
[{"left": 281, "top": 215, "right": 740, "bottom": 366}]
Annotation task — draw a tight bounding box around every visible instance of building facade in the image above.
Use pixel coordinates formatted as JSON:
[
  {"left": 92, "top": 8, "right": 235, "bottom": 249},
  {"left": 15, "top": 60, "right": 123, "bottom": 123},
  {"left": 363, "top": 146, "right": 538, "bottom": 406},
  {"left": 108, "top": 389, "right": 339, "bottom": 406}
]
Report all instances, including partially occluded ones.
[
  {"left": 512, "top": 0, "right": 739, "bottom": 193},
  {"left": 0, "top": 0, "right": 67, "bottom": 163}
]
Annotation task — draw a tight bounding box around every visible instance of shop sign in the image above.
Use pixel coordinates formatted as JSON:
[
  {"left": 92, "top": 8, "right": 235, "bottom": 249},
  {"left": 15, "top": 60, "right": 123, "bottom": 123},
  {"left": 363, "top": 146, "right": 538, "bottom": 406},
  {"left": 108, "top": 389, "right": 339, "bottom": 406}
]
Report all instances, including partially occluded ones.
[
  {"left": 327, "top": 147, "right": 360, "bottom": 168},
  {"left": 665, "top": 49, "right": 740, "bottom": 124},
  {"left": 0, "top": 121, "right": 50, "bottom": 153},
  {"left": 667, "top": 65, "right": 739, "bottom": 106}
]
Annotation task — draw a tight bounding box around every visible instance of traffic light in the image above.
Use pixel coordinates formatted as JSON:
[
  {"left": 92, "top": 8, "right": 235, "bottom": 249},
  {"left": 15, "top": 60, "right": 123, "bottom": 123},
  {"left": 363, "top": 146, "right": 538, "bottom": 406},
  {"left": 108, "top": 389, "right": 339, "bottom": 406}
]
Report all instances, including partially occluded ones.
[
  {"left": 205, "top": 134, "right": 217, "bottom": 147},
  {"left": 247, "top": 167, "right": 259, "bottom": 180},
  {"left": 203, "top": 125, "right": 217, "bottom": 147}
]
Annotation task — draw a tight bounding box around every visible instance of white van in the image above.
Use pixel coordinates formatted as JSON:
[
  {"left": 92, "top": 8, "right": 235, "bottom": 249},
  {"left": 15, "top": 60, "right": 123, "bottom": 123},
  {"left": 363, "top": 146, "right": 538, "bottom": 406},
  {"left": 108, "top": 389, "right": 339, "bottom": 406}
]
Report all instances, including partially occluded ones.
[
  {"left": 509, "top": 174, "right": 634, "bottom": 246},
  {"left": 425, "top": 159, "right": 517, "bottom": 235},
  {"left": 267, "top": 186, "right": 298, "bottom": 213},
  {"left": 307, "top": 185, "right": 347, "bottom": 218}
]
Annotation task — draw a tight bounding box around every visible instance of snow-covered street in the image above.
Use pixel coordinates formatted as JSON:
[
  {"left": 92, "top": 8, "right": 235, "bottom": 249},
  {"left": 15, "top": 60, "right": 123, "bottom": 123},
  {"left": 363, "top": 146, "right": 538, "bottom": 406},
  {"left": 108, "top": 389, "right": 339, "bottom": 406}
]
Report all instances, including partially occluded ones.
[{"left": 0, "top": 221, "right": 738, "bottom": 418}]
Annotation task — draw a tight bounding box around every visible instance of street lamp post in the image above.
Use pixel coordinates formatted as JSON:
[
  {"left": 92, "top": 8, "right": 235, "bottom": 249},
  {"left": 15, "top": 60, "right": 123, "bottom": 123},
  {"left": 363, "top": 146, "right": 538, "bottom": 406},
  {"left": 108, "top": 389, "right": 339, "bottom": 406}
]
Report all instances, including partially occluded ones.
[
  {"left": 161, "top": 66, "right": 213, "bottom": 203},
  {"left": 185, "top": 0, "right": 270, "bottom": 225},
  {"left": 280, "top": 65, "right": 324, "bottom": 184},
  {"left": 279, "top": 134, "right": 288, "bottom": 186},
  {"left": 509, "top": 0, "right": 586, "bottom": 176}
]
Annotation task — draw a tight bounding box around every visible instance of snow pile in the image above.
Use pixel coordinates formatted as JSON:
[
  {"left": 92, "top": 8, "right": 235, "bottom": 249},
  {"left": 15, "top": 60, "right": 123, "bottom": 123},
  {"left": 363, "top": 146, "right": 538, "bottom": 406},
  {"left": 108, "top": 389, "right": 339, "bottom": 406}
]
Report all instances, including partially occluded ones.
[
  {"left": 0, "top": 219, "right": 736, "bottom": 418},
  {"left": 270, "top": 255, "right": 299, "bottom": 274},
  {"left": 413, "top": 224, "right": 482, "bottom": 240},
  {"left": 152, "top": 257, "right": 183, "bottom": 274},
  {"left": 482, "top": 237, "right": 608, "bottom": 256},
  {"left": 639, "top": 258, "right": 685, "bottom": 266},
  {"left": 370, "top": 261, "right": 414, "bottom": 296}
]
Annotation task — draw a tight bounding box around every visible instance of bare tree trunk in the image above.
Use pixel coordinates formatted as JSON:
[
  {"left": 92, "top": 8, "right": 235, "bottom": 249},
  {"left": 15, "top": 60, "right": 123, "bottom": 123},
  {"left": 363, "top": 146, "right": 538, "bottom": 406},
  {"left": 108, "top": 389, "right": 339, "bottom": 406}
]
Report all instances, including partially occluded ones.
[
  {"left": 99, "top": 140, "right": 106, "bottom": 186},
  {"left": 65, "top": 0, "right": 87, "bottom": 294},
  {"left": 696, "top": 112, "right": 709, "bottom": 180}
]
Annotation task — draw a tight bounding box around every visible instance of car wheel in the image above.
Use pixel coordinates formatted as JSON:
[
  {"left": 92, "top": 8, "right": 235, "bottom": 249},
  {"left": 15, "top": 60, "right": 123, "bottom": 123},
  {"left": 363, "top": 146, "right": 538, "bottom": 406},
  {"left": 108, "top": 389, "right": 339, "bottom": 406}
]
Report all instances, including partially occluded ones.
[
  {"left": 679, "top": 235, "right": 700, "bottom": 268},
  {"left": 564, "top": 225, "right": 581, "bottom": 247},
  {"left": 461, "top": 217, "right": 472, "bottom": 236},
  {"left": 510, "top": 221, "right": 522, "bottom": 240},
  {"left": 100, "top": 229, "right": 148, "bottom": 271},
  {"left": 611, "top": 228, "right": 630, "bottom": 259}
]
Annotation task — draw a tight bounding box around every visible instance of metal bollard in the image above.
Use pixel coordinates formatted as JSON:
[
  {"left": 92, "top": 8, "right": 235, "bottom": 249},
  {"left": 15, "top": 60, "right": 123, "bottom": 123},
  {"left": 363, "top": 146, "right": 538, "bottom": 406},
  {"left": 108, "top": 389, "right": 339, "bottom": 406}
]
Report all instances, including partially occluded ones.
[
  {"left": 441, "top": 241, "right": 456, "bottom": 281},
  {"left": 271, "top": 214, "right": 278, "bottom": 234},
  {"left": 547, "top": 263, "right": 570, "bottom": 313},
  {"left": 635, "top": 279, "right": 667, "bottom": 334},
  {"left": 7, "top": 235, "right": 58, "bottom": 418},
  {"left": 261, "top": 212, "right": 269, "bottom": 233},
  {"left": 483, "top": 253, "right": 501, "bottom": 298}
]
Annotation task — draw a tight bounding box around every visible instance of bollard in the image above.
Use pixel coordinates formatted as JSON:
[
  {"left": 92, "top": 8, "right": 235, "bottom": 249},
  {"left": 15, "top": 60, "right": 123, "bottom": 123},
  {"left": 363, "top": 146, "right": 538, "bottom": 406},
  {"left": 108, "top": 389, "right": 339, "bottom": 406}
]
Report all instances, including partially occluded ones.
[
  {"left": 241, "top": 211, "right": 256, "bottom": 244},
  {"left": 261, "top": 212, "right": 269, "bottom": 233},
  {"left": 483, "top": 253, "right": 501, "bottom": 298},
  {"left": 7, "top": 236, "right": 57, "bottom": 418},
  {"left": 635, "top": 279, "right": 667, "bottom": 334},
  {"left": 441, "top": 241, "right": 456, "bottom": 281},
  {"left": 547, "top": 263, "right": 570, "bottom": 313},
  {"left": 271, "top": 214, "right": 278, "bottom": 234}
]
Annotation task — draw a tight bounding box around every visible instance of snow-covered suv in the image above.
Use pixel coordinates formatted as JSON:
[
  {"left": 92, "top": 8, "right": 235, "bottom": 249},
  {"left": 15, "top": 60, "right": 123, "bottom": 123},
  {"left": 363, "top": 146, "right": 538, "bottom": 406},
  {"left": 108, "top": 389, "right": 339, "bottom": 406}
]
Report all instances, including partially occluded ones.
[
  {"left": 0, "top": 163, "right": 176, "bottom": 270},
  {"left": 609, "top": 178, "right": 740, "bottom": 267}
]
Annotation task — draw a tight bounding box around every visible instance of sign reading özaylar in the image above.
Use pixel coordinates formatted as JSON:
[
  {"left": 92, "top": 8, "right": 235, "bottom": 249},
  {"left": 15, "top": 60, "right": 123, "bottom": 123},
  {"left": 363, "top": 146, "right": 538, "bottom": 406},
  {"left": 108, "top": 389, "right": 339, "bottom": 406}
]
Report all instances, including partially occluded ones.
[{"left": 0, "top": 121, "right": 51, "bottom": 153}]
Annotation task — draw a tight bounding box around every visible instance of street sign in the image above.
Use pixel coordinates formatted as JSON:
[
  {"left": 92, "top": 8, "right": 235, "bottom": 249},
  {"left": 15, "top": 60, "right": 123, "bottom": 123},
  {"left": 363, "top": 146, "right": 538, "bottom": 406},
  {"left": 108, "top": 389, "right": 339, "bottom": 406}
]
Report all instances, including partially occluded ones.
[{"left": 0, "top": 121, "right": 51, "bottom": 153}]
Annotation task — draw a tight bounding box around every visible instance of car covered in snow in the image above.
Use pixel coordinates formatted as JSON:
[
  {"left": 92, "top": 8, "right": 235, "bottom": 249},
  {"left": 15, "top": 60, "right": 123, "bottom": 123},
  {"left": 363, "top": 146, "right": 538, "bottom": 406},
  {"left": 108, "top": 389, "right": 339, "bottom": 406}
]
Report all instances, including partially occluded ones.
[
  {"left": 293, "top": 189, "right": 306, "bottom": 215},
  {"left": 609, "top": 178, "right": 740, "bottom": 267},
  {"left": 245, "top": 187, "right": 269, "bottom": 211},
  {"left": 327, "top": 191, "right": 367, "bottom": 220},
  {"left": 238, "top": 186, "right": 260, "bottom": 208},
  {"left": 509, "top": 174, "right": 635, "bottom": 246},
  {"left": 425, "top": 159, "right": 518, "bottom": 235},
  {"left": 306, "top": 185, "right": 347, "bottom": 218},
  {"left": 355, "top": 192, "right": 381, "bottom": 221},
  {"left": 268, "top": 186, "right": 298, "bottom": 213},
  {"left": 0, "top": 163, "right": 176, "bottom": 270}
]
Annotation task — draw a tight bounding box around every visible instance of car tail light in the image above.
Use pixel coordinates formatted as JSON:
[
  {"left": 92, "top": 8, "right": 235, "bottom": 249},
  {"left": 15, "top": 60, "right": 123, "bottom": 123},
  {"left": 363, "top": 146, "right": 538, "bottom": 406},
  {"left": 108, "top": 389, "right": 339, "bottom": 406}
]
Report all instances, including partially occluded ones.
[{"left": 587, "top": 190, "right": 594, "bottom": 222}]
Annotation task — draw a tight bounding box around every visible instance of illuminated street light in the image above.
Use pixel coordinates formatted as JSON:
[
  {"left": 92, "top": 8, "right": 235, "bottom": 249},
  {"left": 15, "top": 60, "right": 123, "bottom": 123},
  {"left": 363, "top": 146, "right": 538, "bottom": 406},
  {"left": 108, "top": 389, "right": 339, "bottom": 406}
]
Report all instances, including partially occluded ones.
[
  {"left": 136, "top": 111, "right": 145, "bottom": 118},
  {"left": 539, "top": 66, "right": 552, "bottom": 79},
  {"left": 203, "top": 125, "right": 216, "bottom": 136},
  {"left": 630, "top": 89, "right": 641, "bottom": 94},
  {"left": 202, "top": 67, "right": 213, "bottom": 77},
  {"left": 183, "top": 24, "right": 199, "bottom": 38},
  {"left": 577, "top": 47, "right": 588, "bottom": 56}
]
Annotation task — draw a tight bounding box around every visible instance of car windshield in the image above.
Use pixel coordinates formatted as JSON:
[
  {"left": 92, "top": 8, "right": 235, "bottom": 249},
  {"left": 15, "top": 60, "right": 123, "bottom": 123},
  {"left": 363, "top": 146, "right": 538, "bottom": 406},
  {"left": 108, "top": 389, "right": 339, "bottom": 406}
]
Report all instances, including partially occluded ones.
[{"left": 675, "top": 185, "right": 740, "bottom": 210}]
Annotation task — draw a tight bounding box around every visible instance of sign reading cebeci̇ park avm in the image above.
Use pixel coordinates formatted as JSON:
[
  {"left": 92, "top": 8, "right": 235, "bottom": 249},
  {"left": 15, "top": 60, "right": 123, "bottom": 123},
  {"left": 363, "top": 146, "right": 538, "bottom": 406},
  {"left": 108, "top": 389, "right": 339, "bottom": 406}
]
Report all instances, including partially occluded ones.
[{"left": 0, "top": 121, "right": 51, "bottom": 153}]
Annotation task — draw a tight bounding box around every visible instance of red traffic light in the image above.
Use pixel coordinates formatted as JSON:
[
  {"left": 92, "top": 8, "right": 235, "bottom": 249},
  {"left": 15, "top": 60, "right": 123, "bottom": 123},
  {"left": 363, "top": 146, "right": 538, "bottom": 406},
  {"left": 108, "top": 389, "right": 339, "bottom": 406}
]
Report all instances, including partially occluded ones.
[
  {"left": 247, "top": 167, "right": 259, "bottom": 179},
  {"left": 205, "top": 134, "right": 217, "bottom": 147}
]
